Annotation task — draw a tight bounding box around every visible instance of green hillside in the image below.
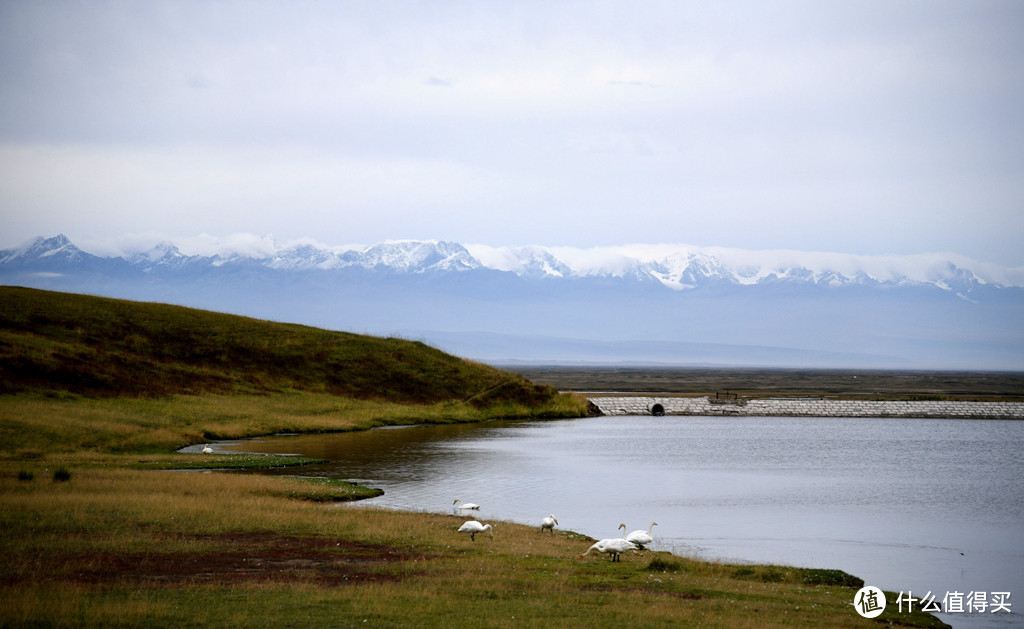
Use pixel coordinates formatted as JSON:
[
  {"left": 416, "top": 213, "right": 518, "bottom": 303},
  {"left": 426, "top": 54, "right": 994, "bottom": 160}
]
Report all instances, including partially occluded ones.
[{"left": 0, "top": 286, "right": 554, "bottom": 407}]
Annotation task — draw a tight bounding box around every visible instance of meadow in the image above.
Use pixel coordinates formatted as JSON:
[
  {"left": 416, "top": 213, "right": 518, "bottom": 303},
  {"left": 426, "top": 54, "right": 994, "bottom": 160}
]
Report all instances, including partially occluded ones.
[
  {"left": 0, "top": 288, "right": 948, "bottom": 627},
  {"left": 1, "top": 458, "right": 949, "bottom": 628}
]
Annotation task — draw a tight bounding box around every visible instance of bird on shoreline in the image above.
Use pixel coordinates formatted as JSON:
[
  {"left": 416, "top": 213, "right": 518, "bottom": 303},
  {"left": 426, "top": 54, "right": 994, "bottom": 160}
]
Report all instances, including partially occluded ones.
[
  {"left": 540, "top": 514, "right": 558, "bottom": 533},
  {"left": 620, "top": 522, "right": 657, "bottom": 550},
  {"left": 458, "top": 520, "right": 493, "bottom": 541},
  {"left": 201, "top": 445, "right": 213, "bottom": 454},
  {"left": 453, "top": 499, "right": 480, "bottom": 510},
  {"left": 579, "top": 538, "right": 637, "bottom": 562}
]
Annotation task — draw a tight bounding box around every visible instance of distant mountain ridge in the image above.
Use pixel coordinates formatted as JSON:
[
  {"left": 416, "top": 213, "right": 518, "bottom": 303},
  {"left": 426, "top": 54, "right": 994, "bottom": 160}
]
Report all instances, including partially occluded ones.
[
  {"left": 3, "top": 234, "right": 1023, "bottom": 369},
  {"left": 3, "top": 234, "right": 1022, "bottom": 297}
]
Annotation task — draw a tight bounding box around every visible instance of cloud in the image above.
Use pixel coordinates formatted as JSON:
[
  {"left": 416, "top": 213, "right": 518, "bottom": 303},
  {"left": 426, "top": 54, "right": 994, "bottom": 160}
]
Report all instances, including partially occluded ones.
[
  {"left": 177, "top": 233, "right": 279, "bottom": 258},
  {"left": 0, "top": 1, "right": 1022, "bottom": 264},
  {"left": 423, "top": 76, "right": 452, "bottom": 87}
]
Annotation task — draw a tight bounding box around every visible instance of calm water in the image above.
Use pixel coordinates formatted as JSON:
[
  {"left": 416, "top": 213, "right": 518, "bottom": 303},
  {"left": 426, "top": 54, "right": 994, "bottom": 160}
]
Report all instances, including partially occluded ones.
[{"left": 223, "top": 416, "right": 1024, "bottom": 628}]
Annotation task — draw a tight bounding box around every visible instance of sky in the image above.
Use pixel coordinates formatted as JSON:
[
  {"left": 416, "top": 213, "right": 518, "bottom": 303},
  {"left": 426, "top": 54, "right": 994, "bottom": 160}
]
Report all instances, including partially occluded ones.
[{"left": 1, "top": 1, "right": 1023, "bottom": 265}]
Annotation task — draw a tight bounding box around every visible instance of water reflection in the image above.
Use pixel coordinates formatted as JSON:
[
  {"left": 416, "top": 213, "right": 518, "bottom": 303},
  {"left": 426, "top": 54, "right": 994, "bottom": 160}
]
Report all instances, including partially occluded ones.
[{"left": 228, "top": 420, "right": 548, "bottom": 493}]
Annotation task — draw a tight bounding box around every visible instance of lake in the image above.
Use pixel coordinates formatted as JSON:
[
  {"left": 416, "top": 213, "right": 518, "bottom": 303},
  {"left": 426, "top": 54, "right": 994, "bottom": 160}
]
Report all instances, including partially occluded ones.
[{"left": 223, "top": 415, "right": 1024, "bottom": 628}]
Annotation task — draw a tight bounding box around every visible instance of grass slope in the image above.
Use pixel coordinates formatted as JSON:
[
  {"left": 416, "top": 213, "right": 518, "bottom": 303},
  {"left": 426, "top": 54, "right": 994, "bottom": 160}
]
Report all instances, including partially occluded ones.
[{"left": 0, "top": 286, "right": 558, "bottom": 406}]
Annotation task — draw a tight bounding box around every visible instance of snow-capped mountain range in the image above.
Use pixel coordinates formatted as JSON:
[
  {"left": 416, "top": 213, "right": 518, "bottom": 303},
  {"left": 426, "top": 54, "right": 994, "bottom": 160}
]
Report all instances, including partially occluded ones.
[
  {"left": 3, "top": 234, "right": 1023, "bottom": 369},
  {"left": 4, "top": 234, "right": 1022, "bottom": 296}
]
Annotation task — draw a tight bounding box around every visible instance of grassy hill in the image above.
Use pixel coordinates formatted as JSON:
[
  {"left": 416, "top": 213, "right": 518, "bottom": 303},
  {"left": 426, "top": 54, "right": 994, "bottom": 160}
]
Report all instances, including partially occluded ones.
[{"left": 0, "top": 286, "right": 557, "bottom": 407}]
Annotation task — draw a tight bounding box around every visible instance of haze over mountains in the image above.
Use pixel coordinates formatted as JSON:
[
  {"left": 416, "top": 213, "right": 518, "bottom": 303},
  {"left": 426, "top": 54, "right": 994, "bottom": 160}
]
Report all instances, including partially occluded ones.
[{"left": 3, "top": 235, "right": 1023, "bottom": 370}]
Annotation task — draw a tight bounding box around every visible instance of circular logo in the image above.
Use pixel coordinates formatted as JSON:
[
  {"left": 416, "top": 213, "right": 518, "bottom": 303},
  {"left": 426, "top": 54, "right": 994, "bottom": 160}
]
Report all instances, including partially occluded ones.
[{"left": 853, "top": 586, "right": 887, "bottom": 618}]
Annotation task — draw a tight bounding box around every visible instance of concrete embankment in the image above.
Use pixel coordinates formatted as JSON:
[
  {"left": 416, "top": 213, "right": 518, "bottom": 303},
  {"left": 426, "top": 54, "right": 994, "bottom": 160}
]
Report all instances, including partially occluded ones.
[{"left": 588, "top": 396, "right": 1024, "bottom": 419}]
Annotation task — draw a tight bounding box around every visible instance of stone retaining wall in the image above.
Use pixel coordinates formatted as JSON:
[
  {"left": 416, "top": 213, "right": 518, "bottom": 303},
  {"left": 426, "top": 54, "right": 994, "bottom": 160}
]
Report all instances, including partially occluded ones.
[{"left": 588, "top": 396, "right": 1024, "bottom": 419}]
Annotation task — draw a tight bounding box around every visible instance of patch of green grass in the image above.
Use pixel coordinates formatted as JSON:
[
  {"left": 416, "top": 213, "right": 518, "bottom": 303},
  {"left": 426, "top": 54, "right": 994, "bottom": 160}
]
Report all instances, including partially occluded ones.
[
  {"left": 276, "top": 477, "right": 384, "bottom": 502},
  {"left": 797, "top": 567, "right": 864, "bottom": 587},
  {"left": 0, "top": 391, "right": 584, "bottom": 457},
  {"left": 647, "top": 555, "right": 684, "bottom": 572},
  {"left": 731, "top": 564, "right": 864, "bottom": 587},
  {"left": 131, "top": 454, "right": 328, "bottom": 471}
]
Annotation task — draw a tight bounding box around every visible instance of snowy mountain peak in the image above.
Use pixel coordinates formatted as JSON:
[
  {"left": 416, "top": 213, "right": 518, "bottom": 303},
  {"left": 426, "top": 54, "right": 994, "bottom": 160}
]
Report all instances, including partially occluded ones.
[
  {"left": 29, "top": 234, "right": 77, "bottom": 258},
  {"left": 359, "top": 240, "right": 480, "bottom": 272},
  {"left": 129, "top": 242, "right": 183, "bottom": 264},
  {"left": 465, "top": 245, "right": 573, "bottom": 278},
  {"left": 269, "top": 243, "right": 338, "bottom": 270},
  {"left": 3, "top": 235, "right": 1023, "bottom": 294},
  {"left": 0, "top": 234, "right": 86, "bottom": 266},
  {"left": 644, "top": 251, "right": 730, "bottom": 290}
]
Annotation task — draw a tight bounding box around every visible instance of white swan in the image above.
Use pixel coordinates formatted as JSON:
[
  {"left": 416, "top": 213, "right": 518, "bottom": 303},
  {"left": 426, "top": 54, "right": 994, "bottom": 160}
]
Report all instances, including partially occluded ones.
[
  {"left": 540, "top": 514, "right": 558, "bottom": 533},
  {"left": 579, "top": 538, "right": 637, "bottom": 562},
  {"left": 453, "top": 499, "right": 480, "bottom": 510},
  {"left": 457, "top": 520, "right": 493, "bottom": 541},
  {"left": 619, "top": 522, "right": 657, "bottom": 549},
  {"left": 201, "top": 445, "right": 213, "bottom": 454}
]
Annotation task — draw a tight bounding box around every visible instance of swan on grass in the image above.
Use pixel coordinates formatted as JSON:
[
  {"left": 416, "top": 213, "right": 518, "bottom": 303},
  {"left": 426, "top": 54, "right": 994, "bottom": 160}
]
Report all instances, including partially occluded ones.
[
  {"left": 540, "top": 514, "right": 558, "bottom": 533},
  {"left": 453, "top": 499, "right": 480, "bottom": 510},
  {"left": 578, "top": 538, "right": 637, "bottom": 562},
  {"left": 457, "top": 520, "right": 493, "bottom": 541},
  {"left": 619, "top": 522, "right": 657, "bottom": 549}
]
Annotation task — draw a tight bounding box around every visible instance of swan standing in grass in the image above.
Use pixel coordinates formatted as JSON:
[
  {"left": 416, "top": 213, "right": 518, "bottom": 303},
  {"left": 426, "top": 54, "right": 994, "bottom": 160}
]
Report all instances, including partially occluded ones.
[
  {"left": 457, "top": 520, "right": 493, "bottom": 541},
  {"left": 201, "top": 445, "right": 213, "bottom": 454},
  {"left": 453, "top": 499, "right": 480, "bottom": 510},
  {"left": 578, "top": 538, "right": 637, "bottom": 562},
  {"left": 619, "top": 522, "right": 657, "bottom": 549},
  {"left": 540, "top": 514, "right": 558, "bottom": 533}
]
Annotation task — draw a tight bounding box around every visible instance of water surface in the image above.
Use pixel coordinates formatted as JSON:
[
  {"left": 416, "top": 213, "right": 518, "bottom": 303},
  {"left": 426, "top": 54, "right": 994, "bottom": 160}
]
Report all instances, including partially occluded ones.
[{"left": 225, "top": 415, "right": 1024, "bottom": 627}]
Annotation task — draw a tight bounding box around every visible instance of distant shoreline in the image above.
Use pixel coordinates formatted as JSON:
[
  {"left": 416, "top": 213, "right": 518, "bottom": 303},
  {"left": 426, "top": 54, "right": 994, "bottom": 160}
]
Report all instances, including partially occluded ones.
[
  {"left": 588, "top": 395, "right": 1024, "bottom": 419},
  {"left": 515, "top": 366, "right": 1024, "bottom": 402}
]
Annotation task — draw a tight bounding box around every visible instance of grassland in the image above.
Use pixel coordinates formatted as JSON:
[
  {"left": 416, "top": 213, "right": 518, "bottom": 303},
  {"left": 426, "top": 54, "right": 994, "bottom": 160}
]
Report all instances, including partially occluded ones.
[
  {"left": 1, "top": 465, "right": 949, "bottom": 628},
  {"left": 0, "top": 287, "right": 949, "bottom": 627},
  {"left": 514, "top": 366, "right": 1024, "bottom": 401}
]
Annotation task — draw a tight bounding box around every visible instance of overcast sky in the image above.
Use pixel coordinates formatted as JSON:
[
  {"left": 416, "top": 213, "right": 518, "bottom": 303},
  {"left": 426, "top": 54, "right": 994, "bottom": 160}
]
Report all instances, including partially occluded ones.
[{"left": 2, "top": 1, "right": 1022, "bottom": 265}]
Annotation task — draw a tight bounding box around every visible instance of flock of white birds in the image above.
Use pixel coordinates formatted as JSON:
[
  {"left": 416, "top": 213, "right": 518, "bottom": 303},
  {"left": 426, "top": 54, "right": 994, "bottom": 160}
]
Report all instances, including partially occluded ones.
[
  {"left": 196, "top": 445, "right": 653, "bottom": 563},
  {"left": 453, "top": 498, "right": 658, "bottom": 562}
]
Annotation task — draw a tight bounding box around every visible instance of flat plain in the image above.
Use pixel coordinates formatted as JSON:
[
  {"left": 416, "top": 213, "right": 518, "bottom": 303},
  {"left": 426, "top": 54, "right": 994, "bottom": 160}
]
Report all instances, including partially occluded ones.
[{"left": 512, "top": 366, "right": 1024, "bottom": 401}]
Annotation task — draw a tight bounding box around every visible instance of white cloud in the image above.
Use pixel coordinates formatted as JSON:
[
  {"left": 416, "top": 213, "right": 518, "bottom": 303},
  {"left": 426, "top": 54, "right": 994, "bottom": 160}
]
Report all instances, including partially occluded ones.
[{"left": 1, "top": 1, "right": 1022, "bottom": 265}]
